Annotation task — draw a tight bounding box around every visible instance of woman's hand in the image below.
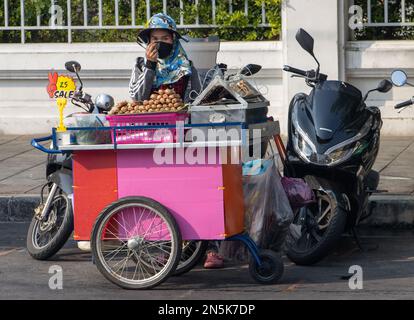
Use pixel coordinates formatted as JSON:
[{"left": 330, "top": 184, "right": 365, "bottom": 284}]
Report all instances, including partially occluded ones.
[{"left": 146, "top": 42, "right": 158, "bottom": 62}]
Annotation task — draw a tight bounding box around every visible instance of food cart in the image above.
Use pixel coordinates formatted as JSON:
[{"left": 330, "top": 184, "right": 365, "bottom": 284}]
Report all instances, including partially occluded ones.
[
  {"left": 32, "top": 112, "right": 286, "bottom": 289},
  {"left": 30, "top": 56, "right": 290, "bottom": 289}
]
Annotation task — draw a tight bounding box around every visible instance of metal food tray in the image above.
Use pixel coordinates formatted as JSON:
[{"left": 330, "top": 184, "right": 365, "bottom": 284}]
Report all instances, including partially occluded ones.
[
  {"left": 58, "top": 140, "right": 243, "bottom": 151},
  {"left": 31, "top": 121, "right": 279, "bottom": 153},
  {"left": 111, "top": 108, "right": 189, "bottom": 116},
  {"left": 45, "top": 122, "right": 247, "bottom": 152}
]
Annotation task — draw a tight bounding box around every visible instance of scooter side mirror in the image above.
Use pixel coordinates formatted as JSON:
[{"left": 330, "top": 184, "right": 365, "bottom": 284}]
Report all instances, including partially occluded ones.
[
  {"left": 391, "top": 70, "right": 408, "bottom": 87},
  {"left": 65, "top": 61, "right": 83, "bottom": 92},
  {"left": 363, "top": 79, "right": 393, "bottom": 101},
  {"left": 377, "top": 79, "right": 393, "bottom": 93},
  {"left": 65, "top": 61, "right": 82, "bottom": 73},
  {"left": 295, "top": 28, "right": 321, "bottom": 77},
  {"left": 240, "top": 64, "right": 262, "bottom": 76},
  {"left": 296, "top": 28, "right": 315, "bottom": 56}
]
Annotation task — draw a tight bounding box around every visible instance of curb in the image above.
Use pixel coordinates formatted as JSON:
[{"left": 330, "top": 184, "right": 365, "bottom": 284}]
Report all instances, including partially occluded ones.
[
  {"left": 362, "top": 194, "right": 414, "bottom": 228},
  {"left": 1, "top": 194, "right": 414, "bottom": 227},
  {"left": 0, "top": 195, "right": 40, "bottom": 222}
]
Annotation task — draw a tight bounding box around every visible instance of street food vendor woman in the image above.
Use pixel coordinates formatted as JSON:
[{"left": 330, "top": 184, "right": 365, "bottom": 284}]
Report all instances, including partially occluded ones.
[
  {"left": 128, "top": 13, "right": 224, "bottom": 269},
  {"left": 129, "top": 13, "right": 202, "bottom": 102}
]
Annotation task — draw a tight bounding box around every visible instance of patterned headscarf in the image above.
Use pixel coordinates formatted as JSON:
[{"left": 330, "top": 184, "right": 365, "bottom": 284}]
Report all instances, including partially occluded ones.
[{"left": 152, "top": 38, "right": 192, "bottom": 88}]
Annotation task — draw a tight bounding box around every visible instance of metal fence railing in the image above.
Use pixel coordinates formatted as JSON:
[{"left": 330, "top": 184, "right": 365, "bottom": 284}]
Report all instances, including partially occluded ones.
[
  {"left": 0, "top": 0, "right": 270, "bottom": 43},
  {"left": 363, "top": 0, "right": 414, "bottom": 27}
]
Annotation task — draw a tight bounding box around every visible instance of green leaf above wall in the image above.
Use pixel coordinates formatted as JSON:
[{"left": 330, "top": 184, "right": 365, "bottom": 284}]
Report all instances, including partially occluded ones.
[{"left": 0, "top": 0, "right": 282, "bottom": 43}]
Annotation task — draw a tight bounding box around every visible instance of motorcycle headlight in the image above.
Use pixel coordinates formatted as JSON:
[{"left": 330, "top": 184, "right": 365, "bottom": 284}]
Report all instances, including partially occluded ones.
[
  {"left": 292, "top": 112, "right": 316, "bottom": 163},
  {"left": 322, "top": 141, "right": 361, "bottom": 166},
  {"left": 297, "top": 134, "right": 313, "bottom": 158},
  {"left": 292, "top": 110, "right": 371, "bottom": 167},
  {"left": 322, "top": 118, "right": 372, "bottom": 166}
]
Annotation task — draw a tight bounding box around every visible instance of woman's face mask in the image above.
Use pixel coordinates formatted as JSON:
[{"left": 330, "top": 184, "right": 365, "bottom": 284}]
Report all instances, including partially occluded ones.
[{"left": 156, "top": 41, "right": 174, "bottom": 59}]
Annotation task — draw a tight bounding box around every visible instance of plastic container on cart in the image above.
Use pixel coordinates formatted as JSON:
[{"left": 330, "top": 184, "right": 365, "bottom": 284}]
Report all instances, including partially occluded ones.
[
  {"left": 72, "top": 113, "right": 111, "bottom": 145},
  {"left": 106, "top": 112, "right": 188, "bottom": 144}
]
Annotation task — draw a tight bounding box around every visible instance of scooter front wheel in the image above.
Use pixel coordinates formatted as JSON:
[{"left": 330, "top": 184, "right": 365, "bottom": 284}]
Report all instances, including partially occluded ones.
[
  {"left": 26, "top": 190, "right": 73, "bottom": 260},
  {"left": 286, "top": 190, "right": 347, "bottom": 266}
]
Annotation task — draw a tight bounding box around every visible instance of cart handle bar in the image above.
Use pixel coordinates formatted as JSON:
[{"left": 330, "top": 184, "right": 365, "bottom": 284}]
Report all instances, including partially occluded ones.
[{"left": 31, "top": 135, "right": 63, "bottom": 154}]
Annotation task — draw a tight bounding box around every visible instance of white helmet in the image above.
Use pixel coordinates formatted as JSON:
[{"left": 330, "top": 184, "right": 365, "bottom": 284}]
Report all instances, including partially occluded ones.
[{"left": 94, "top": 94, "right": 114, "bottom": 111}]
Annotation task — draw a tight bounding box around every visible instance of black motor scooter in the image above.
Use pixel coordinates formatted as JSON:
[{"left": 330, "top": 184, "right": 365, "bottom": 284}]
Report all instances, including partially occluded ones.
[
  {"left": 283, "top": 29, "right": 392, "bottom": 265},
  {"left": 27, "top": 61, "right": 114, "bottom": 260}
]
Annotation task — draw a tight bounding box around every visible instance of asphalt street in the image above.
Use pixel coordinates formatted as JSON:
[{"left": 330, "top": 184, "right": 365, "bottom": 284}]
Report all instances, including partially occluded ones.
[{"left": 1, "top": 223, "right": 414, "bottom": 300}]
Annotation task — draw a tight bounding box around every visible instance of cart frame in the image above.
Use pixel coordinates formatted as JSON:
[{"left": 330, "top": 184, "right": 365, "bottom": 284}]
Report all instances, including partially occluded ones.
[{"left": 31, "top": 120, "right": 284, "bottom": 289}]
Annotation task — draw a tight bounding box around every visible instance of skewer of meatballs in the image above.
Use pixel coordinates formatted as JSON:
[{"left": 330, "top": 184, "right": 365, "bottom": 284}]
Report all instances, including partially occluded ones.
[{"left": 108, "top": 88, "right": 185, "bottom": 115}]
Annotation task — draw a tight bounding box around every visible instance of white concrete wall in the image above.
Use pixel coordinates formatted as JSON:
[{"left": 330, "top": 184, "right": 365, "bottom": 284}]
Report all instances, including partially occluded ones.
[
  {"left": 346, "top": 41, "right": 414, "bottom": 136},
  {"left": 0, "top": 41, "right": 284, "bottom": 135},
  {"left": 282, "top": 0, "right": 344, "bottom": 98},
  {"left": 278, "top": 0, "right": 414, "bottom": 136},
  {"left": 281, "top": 0, "right": 345, "bottom": 136},
  {"left": 0, "top": 39, "right": 413, "bottom": 135}
]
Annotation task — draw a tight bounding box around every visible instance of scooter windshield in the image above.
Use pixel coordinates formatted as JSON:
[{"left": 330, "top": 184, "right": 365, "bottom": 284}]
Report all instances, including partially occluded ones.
[{"left": 309, "top": 80, "right": 363, "bottom": 140}]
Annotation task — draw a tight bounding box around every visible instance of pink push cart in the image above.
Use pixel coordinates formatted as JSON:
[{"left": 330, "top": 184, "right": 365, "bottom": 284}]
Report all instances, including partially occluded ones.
[{"left": 31, "top": 121, "right": 284, "bottom": 289}]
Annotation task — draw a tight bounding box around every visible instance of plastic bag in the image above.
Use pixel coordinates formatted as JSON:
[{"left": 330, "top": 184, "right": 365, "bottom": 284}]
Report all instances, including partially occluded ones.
[
  {"left": 219, "top": 154, "right": 293, "bottom": 262},
  {"left": 281, "top": 177, "right": 315, "bottom": 210}
]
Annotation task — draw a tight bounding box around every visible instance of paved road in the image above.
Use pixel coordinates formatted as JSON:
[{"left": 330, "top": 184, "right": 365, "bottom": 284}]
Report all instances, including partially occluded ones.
[
  {"left": 0, "top": 135, "right": 48, "bottom": 195},
  {"left": 1, "top": 223, "right": 414, "bottom": 300}
]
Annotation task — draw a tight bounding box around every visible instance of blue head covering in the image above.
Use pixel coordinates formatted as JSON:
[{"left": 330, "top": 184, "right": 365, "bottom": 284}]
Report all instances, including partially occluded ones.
[
  {"left": 138, "top": 13, "right": 184, "bottom": 44},
  {"left": 139, "top": 13, "right": 192, "bottom": 88},
  {"left": 153, "top": 39, "right": 192, "bottom": 88}
]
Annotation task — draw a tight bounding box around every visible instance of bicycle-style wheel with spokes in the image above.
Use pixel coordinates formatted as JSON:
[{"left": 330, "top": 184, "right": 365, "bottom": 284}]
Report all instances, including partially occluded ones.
[
  {"left": 91, "top": 197, "right": 182, "bottom": 289},
  {"left": 173, "top": 240, "right": 208, "bottom": 276}
]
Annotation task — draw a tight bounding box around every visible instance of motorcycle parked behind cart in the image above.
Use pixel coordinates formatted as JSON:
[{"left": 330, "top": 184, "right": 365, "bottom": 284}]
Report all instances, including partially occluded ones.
[
  {"left": 281, "top": 29, "right": 394, "bottom": 265},
  {"left": 26, "top": 61, "right": 209, "bottom": 276},
  {"left": 26, "top": 61, "right": 112, "bottom": 261}
]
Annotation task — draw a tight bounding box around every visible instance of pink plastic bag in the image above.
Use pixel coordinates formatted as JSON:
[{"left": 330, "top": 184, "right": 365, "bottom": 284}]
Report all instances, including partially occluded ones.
[{"left": 281, "top": 177, "right": 315, "bottom": 209}]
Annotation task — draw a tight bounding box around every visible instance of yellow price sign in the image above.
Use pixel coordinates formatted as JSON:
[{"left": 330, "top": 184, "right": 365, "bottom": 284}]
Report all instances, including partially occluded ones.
[
  {"left": 47, "top": 72, "right": 77, "bottom": 132},
  {"left": 56, "top": 98, "right": 68, "bottom": 132}
]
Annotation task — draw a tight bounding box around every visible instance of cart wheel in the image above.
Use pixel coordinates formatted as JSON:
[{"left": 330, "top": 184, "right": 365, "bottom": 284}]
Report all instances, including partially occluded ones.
[
  {"left": 249, "top": 249, "right": 284, "bottom": 285},
  {"left": 173, "top": 241, "right": 208, "bottom": 276},
  {"left": 134, "top": 240, "right": 208, "bottom": 276},
  {"left": 91, "top": 197, "right": 182, "bottom": 290}
]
